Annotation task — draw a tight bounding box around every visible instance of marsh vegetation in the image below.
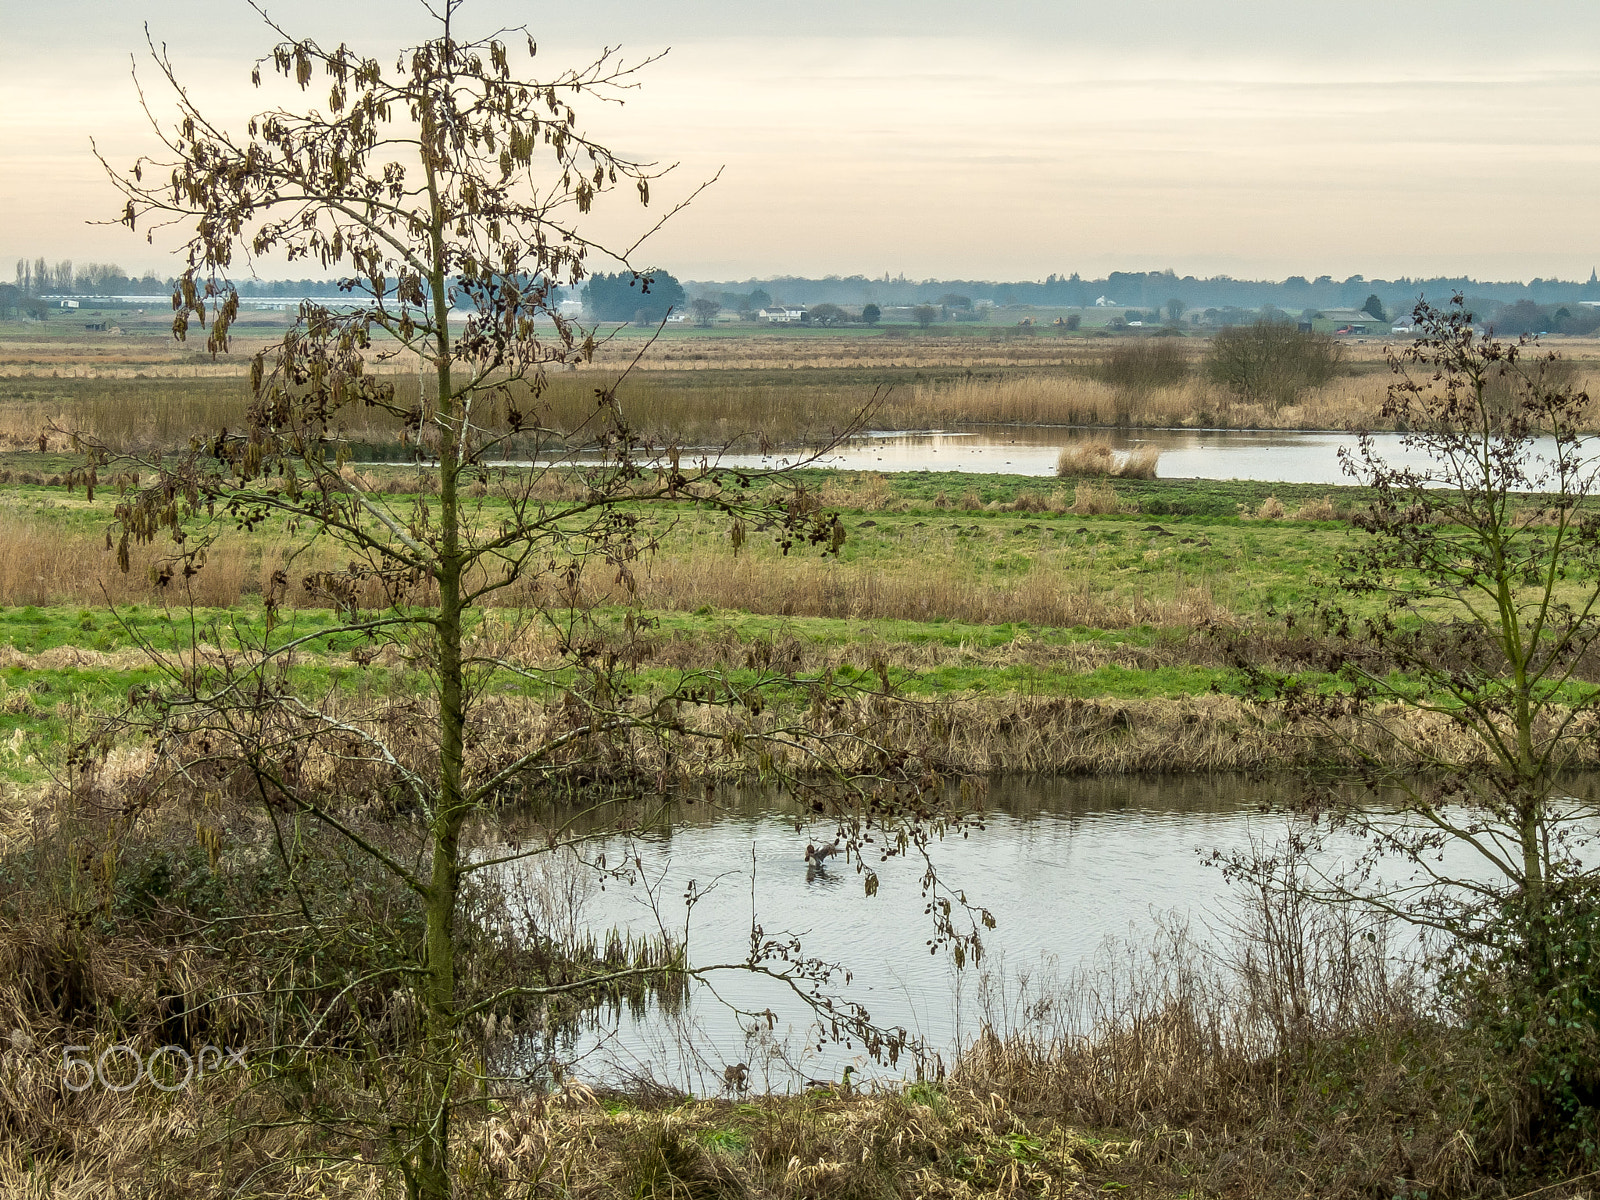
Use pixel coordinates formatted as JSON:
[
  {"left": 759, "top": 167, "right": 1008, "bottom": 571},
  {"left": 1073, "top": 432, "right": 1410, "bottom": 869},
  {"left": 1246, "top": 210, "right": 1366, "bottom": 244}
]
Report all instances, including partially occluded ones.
[{"left": 5, "top": 132, "right": 1600, "bottom": 1197}]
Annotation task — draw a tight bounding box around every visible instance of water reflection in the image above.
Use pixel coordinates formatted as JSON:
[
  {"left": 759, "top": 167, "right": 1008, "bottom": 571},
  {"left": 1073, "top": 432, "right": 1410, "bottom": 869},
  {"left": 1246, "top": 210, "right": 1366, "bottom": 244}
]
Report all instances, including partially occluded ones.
[
  {"left": 702, "top": 427, "right": 1458, "bottom": 484},
  {"left": 490, "top": 424, "right": 1585, "bottom": 485},
  {"left": 488, "top": 774, "right": 1289, "bottom": 1090},
  {"left": 491, "top": 773, "right": 1600, "bottom": 1091}
]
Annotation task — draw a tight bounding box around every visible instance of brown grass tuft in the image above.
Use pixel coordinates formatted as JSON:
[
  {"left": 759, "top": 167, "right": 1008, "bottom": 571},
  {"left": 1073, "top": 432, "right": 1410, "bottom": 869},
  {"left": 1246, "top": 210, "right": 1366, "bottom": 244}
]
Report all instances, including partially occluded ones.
[
  {"left": 1055, "top": 442, "right": 1160, "bottom": 479},
  {"left": 1067, "top": 482, "right": 1125, "bottom": 516},
  {"left": 1293, "top": 494, "right": 1338, "bottom": 521}
]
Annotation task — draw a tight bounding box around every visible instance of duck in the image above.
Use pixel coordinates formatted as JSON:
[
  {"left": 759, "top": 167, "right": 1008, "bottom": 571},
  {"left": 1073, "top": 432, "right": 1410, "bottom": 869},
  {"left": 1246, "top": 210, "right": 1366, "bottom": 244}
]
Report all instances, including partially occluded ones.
[{"left": 804, "top": 838, "right": 842, "bottom": 867}]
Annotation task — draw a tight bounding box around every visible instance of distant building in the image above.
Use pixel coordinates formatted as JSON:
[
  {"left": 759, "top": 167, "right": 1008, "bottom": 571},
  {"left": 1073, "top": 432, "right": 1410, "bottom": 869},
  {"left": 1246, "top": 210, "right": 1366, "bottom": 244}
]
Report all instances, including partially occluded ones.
[{"left": 759, "top": 304, "right": 807, "bottom": 323}]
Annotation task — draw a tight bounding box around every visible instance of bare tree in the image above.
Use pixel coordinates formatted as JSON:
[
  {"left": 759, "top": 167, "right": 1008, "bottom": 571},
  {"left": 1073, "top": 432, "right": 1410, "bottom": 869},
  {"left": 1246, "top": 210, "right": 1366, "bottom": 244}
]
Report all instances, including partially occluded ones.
[
  {"left": 689, "top": 296, "right": 721, "bottom": 326},
  {"left": 86, "top": 5, "right": 981, "bottom": 1195},
  {"left": 1228, "top": 298, "right": 1600, "bottom": 1127}
]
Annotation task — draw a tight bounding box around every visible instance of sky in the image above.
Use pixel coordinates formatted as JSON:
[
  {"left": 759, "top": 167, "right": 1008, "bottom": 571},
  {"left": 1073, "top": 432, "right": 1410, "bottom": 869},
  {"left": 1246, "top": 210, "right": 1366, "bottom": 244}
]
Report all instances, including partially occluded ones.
[{"left": 3, "top": 0, "right": 1599, "bottom": 285}]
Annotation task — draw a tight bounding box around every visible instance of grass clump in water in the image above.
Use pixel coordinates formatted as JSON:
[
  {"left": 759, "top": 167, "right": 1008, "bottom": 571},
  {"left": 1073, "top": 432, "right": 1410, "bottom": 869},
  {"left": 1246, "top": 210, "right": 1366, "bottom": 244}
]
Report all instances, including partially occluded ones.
[{"left": 1055, "top": 442, "right": 1160, "bottom": 480}]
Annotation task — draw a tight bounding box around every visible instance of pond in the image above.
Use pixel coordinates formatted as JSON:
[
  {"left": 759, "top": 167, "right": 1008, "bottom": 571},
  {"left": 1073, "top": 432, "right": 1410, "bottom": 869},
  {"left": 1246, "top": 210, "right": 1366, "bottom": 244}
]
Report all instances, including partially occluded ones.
[
  {"left": 513, "top": 426, "right": 1568, "bottom": 485},
  {"left": 695, "top": 427, "right": 1454, "bottom": 484},
  {"left": 488, "top": 773, "right": 1597, "bottom": 1093}
]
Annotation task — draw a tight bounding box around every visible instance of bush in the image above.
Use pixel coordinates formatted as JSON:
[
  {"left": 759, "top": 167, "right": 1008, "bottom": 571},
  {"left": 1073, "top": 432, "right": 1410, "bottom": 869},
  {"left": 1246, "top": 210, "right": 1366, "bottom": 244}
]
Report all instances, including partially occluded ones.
[
  {"left": 1094, "top": 339, "right": 1189, "bottom": 395},
  {"left": 1204, "top": 322, "right": 1344, "bottom": 409}
]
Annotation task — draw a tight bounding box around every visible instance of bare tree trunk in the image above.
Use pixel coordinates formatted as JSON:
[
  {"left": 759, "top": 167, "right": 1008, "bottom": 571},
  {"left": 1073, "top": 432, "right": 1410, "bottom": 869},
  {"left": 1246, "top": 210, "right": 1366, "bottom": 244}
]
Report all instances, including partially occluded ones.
[{"left": 415, "top": 177, "right": 464, "bottom": 1200}]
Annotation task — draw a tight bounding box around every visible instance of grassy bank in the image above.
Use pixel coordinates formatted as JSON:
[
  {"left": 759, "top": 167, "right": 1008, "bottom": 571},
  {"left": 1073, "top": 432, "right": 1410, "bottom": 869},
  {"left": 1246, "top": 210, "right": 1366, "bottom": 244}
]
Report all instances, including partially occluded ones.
[{"left": 2, "top": 466, "right": 1595, "bottom": 790}]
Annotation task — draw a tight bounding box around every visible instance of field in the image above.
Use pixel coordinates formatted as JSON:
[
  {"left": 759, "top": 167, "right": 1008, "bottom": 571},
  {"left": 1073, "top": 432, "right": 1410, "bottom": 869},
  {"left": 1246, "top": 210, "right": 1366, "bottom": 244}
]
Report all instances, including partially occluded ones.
[
  {"left": 9, "top": 315, "right": 1600, "bottom": 453},
  {"left": 3, "top": 323, "right": 1599, "bottom": 1198}
]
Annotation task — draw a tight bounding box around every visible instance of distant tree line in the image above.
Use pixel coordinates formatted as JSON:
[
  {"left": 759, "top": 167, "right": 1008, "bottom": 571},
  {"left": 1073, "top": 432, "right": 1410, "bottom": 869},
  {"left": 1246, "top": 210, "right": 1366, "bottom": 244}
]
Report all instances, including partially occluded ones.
[
  {"left": 1483, "top": 298, "right": 1600, "bottom": 337},
  {"left": 681, "top": 268, "right": 1600, "bottom": 319},
  {"left": 13, "top": 257, "right": 167, "bottom": 297},
  {"left": 14, "top": 254, "right": 1600, "bottom": 335},
  {"left": 581, "top": 269, "right": 687, "bottom": 323}
]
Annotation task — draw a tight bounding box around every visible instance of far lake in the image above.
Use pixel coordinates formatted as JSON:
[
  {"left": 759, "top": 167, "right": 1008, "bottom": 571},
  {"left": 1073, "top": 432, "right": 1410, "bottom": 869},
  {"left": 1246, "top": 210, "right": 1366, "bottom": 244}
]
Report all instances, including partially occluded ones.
[
  {"left": 489, "top": 425, "right": 1587, "bottom": 485},
  {"left": 686, "top": 427, "right": 1454, "bottom": 484}
]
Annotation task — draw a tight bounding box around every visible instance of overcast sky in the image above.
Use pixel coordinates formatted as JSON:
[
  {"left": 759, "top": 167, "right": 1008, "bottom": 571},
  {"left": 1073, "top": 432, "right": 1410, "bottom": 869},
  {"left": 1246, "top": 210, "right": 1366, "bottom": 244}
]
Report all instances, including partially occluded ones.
[{"left": 3, "top": 0, "right": 1598, "bottom": 283}]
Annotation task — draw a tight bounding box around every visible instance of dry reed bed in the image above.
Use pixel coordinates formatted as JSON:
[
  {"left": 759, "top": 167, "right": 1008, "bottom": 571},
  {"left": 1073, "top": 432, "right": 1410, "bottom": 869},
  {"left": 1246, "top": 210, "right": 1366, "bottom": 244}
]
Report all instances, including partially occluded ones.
[
  {"left": 0, "top": 1033, "right": 1126, "bottom": 1198},
  {"left": 0, "top": 884, "right": 1547, "bottom": 1200},
  {"left": 5, "top": 370, "right": 1392, "bottom": 452},
  {"left": 901, "top": 371, "right": 1401, "bottom": 431},
  {"left": 43, "top": 655, "right": 1577, "bottom": 793},
  {"left": 7, "top": 341, "right": 1600, "bottom": 451},
  {"left": 0, "top": 515, "right": 1224, "bottom": 627},
  {"left": 0, "top": 1040, "right": 1530, "bottom": 1198}
]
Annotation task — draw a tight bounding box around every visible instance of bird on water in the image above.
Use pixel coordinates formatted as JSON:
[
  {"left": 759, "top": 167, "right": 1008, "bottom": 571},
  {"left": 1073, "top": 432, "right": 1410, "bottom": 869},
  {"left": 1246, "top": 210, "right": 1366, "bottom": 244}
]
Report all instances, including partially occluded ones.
[{"left": 804, "top": 838, "right": 842, "bottom": 867}]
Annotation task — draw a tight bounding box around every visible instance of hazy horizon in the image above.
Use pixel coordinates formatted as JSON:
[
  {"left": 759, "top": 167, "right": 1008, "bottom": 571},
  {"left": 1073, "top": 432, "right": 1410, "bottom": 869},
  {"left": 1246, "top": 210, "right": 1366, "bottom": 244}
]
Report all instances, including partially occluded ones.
[{"left": 4, "top": 1, "right": 1598, "bottom": 284}]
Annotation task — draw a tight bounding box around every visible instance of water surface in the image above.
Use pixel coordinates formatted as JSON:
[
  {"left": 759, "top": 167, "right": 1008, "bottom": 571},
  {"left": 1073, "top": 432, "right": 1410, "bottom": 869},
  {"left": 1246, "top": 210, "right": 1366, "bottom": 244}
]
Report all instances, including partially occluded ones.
[
  {"left": 701, "top": 427, "right": 1479, "bottom": 484},
  {"left": 492, "top": 776, "right": 1335, "bottom": 1090}
]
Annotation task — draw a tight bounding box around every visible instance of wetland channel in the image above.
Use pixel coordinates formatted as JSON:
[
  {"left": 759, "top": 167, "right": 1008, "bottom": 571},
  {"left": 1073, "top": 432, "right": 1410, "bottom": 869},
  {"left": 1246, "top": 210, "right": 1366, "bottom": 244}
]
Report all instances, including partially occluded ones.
[
  {"left": 491, "top": 774, "right": 1600, "bottom": 1093},
  {"left": 510, "top": 427, "right": 1572, "bottom": 484},
  {"left": 712, "top": 427, "right": 1556, "bottom": 483}
]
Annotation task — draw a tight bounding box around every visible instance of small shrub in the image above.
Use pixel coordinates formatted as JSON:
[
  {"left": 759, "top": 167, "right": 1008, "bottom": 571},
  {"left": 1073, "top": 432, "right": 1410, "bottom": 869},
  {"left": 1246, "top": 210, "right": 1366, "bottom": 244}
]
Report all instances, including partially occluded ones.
[
  {"left": 1119, "top": 447, "right": 1160, "bottom": 480},
  {"left": 1055, "top": 442, "right": 1117, "bottom": 478},
  {"left": 819, "top": 473, "right": 891, "bottom": 511},
  {"left": 1255, "top": 496, "right": 1287, "bottom": 520}
]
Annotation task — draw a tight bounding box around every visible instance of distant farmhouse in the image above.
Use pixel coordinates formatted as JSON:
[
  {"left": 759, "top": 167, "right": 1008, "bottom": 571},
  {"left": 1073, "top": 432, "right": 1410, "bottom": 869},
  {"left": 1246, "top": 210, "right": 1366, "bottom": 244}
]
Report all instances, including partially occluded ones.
[{"left": 759, "top": 303, "right": 807, "bottom": 324}]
